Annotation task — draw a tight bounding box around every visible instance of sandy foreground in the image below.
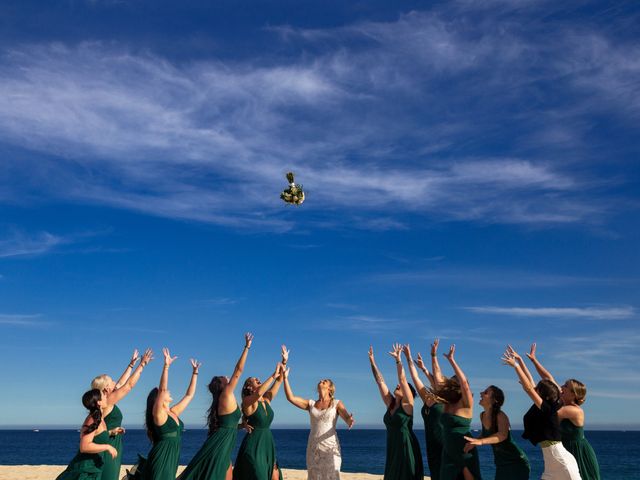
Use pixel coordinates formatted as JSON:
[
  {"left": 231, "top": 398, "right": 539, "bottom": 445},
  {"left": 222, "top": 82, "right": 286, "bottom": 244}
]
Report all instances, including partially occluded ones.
[{"left": 0, "top": 465, "right": 431, "bottom": 480}]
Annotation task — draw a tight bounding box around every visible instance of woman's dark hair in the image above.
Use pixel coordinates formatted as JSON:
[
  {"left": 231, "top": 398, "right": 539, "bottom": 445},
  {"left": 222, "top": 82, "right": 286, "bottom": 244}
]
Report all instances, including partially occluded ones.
[
  {"left": 145, "top": 388, "right": 159, "bottom": 442},
  {"left": 241, "top": 378, "right": 255, "bottom": 398},
  {"left": 207, "top": 376, "right": 226, "bottom": 436},
  {"left": 81, "top": 389, "right": 102, "bottom": 435},
  {"left": 486, "top": 385, "right": 505, "bottom": 434},
  {"left": 389, "top": 383, "right": 418, "bottom": 411},
  {"left": 433, "top": 375, "right": 462, "bottom": 404},
  {"left": 536, "top": 379, "right": 560, "bottom": 404}
]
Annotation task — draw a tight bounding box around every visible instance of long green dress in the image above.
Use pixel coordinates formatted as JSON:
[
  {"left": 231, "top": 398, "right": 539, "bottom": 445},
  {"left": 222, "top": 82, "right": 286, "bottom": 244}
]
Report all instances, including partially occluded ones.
[
  {"left": 560, "top": 419, "right": 600, "bottom": 480},
  {"left": 143, "top": 415, "right": 184, "bottom": 480},
  {"left": 480, "top": 425, "right": 529, "bottom": 480},
  {"left": 179, "top": 407, "right": 242, "bottom": 480},
  {"left": 233, "top": 402, "right": 283, "bottom": 480},
  {"left": 56, "top": 430, "right": 110, "bottom": 480},
  {"left": 440, "top": 413, "right": 482, "bottom": 480},
  {"left": 102, "top": 406, "right": 123, "bottom": 480},
  {"left": 383, "top": 406, "right": 424, "bottom": 480},
  {"left": 422, "top": 403, "right": 443, "bottom": 480}
]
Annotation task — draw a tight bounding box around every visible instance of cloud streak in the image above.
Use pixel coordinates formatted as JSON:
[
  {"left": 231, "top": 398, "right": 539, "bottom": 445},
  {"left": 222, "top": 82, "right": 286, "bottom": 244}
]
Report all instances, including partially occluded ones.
[{"left": 464, "top": 305, "right": 635, "bottom": 320}]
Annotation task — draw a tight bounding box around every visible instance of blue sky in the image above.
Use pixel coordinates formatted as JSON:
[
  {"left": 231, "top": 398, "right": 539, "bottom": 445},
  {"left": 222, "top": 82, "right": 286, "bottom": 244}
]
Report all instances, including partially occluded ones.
[{"left": 0, "top": 0, "right": 639, "bottom": 429}]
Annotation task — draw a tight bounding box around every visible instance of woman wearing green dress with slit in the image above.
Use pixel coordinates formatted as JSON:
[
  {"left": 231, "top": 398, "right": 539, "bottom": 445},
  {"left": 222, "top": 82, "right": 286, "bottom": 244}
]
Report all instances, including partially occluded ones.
[
  {"left": 56, "top": 389, "right": 118, "bottom": 480},
  {"left": 369, "top": 344, "right": 423, "bottom": 480},
  {"left": 403, "top": 341, "right": 444, "bottom": 480},
  {"left": 433, "top": 344, "right": 482, "bottom": 480},
  {"left": 143, "top": 348, "right": 201, "bottom": 480},
  {"left": 91, "top": 348, "right": 153, "bottom": 480},
  {"left": 526, "top": 343, "right": 600, "bottom": 480},
  {"left": 233, "top": 348, "right": 286, "bottom": 480},
  {"left": 179, "top": 333, "right": 253, "bottom": 480},
  {"left": 463, "top": 385, "right": 530, "bottom": 479}
]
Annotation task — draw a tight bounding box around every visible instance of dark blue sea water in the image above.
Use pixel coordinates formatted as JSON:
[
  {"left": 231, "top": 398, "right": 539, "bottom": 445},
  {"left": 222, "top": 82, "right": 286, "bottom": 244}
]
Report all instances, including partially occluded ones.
[{"left": 0, "top": 429, "right": 638, "bottom": 479}]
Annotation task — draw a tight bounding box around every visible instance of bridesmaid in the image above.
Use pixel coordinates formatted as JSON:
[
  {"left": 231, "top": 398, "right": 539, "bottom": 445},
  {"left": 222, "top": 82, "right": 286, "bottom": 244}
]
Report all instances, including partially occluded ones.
[
  {"left": 179, "top": 333, "right": 253, "bottom": 480},
  {"left": 404, "top": 341, "right": 444, "bottom": 480},
  {"left": 526, "top": 343, "right": 600, "bottom": 480},
  {"left": 56, "top": 389, "right": 118, "bottom": 480},
  {"left": 233, "top": 353, "right": 285, "bottom": 480},
  {"left": 463, "top": 385, "right": 530, "bottom": 479},
  {"left": 502, "top": 346, "right": 580, "bottom": 480},
  {"left": 369, "top": 345, "right": 423, "bottom": 480},
  {"left": 283, "top": 345, "right": 355, "bottom": 480},
  {"left": 91, "top": 348, "right": 153, "bottom": 480},
  {"left": 433, "top": 344, "right": 482, "bottom": 480},
  {"left": 143, "top": 348, "right": 200, "bottom": 480}
]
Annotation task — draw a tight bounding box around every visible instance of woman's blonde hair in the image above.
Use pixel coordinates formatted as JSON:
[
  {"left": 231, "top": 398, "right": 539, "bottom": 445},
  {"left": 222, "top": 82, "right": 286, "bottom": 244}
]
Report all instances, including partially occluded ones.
[
  {"left": 91, "top": 374, "right": 111, "bottom": 392},
  {"left": 322, "top": 379, "right": 336, "bottom": 398},
  {"left": 565, "top": 378, "right": 587, "bottom": 405}
]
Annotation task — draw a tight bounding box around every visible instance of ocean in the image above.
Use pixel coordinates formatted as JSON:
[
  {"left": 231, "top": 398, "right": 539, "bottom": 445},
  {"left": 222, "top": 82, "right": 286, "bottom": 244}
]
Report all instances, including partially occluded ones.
[{"left": 0, "top": 429, "right": 637, "bottom": 479}]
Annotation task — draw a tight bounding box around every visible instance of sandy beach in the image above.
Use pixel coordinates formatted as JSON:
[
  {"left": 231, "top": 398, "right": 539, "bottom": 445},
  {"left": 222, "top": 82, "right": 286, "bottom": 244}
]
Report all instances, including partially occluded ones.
[{"left": 0, "top": 465, "right": 431, "bottom": 480}]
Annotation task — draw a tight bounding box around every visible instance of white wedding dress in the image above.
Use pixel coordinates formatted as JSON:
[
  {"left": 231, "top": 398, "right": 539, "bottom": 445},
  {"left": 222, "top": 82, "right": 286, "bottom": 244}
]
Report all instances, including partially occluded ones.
[{"left": 306, "top": 399, "right": 342, "bottom": 480}]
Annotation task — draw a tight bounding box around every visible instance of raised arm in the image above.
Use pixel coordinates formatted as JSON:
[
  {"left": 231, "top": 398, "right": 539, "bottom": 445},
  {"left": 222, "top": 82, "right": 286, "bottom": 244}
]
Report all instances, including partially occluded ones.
[
  {"left": 526, "top": 343, "right": 559, "bottom": 388},
  {"left": 431, "top": 339, "right": 445, "bottom": 387},
  {"left": 219, "top": 333, "right": 253, "bottom": 412},
  {"left": 283, "top": 367, "right": 310, "bottom": 410},
  {"left": 389, "top": 344, "right": 414, "bottom": 411},
  {"left": 444, "top": 344, "right": 473, "bottom": 408},
  {"left": 114, "top": 349, "right": 139, "bottom": 388},
  {"left": 336, "top": 400, "right": 355, "bottom": 429},
  {"left": 264, "top": 364, "right": 284, "bottom": 402},
  {"left": 154, "top": 348, "right": 178, "bottom": 425},
  {"left": 369, "top": 346, "right": 392, "bottom": 408},
  {"left": 107, "top": 348, "right": 153, "bottom": 405},
  {"left": 171, "top": 359, "right": 201, "bottom": 416},
  {"left": 502, "top": 348, "right": 542, "bottom": 408},
  {"left": 403, "top": 344, "right": 429, "bottom": 404},
  {"left": 243, "top": 363, "right": 281, "bottom": 408}
]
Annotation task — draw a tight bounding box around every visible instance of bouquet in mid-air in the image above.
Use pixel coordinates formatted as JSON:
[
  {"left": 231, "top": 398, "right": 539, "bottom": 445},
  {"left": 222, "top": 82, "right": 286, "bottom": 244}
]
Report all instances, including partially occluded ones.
[{"left": 280, "top": 172, "right": 305, "bottom": 206}]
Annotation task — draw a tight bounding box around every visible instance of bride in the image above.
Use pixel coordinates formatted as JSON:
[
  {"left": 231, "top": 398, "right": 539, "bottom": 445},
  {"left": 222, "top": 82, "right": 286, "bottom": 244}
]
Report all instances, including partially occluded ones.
[{"left": 282, "top": 346, "right": 355, "bottom": 480}]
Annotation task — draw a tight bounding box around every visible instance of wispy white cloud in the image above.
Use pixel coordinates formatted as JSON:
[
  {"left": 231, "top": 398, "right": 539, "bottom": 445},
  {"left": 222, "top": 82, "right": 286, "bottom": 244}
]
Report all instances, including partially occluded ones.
[
  {"left": 0, "top": 313, "right": 49, "bottom": 327},
  {"left": 464, "top": 305, "right": 635, "bottom": 320},
  {"left": 202, "top": 297, "right": 238, "bottom": 306},
  {"left": 0, "top": 231, "right": 66, "bottom": 258}
]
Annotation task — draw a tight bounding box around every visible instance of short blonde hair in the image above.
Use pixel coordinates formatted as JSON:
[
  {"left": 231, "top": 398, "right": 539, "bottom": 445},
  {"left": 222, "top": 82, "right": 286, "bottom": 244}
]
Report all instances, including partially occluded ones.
[
  {"left": 566, "top": 379, "right": 587, "bottom": 405},
  {"left": 91, "top": 374, "right": 111, "bottom": 392}
]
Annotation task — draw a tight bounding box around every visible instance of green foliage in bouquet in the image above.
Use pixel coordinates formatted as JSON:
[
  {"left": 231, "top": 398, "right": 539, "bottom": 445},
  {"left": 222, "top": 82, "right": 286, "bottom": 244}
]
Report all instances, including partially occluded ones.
[{"left": 280, "top": 171, "right": 305, "bottom": 206}]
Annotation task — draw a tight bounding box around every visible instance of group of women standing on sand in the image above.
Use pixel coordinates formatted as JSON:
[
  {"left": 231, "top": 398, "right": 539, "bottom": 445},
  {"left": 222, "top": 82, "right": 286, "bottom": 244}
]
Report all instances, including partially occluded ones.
[{"left": 56, "top": 334, "right": 600, "bottom": 480}]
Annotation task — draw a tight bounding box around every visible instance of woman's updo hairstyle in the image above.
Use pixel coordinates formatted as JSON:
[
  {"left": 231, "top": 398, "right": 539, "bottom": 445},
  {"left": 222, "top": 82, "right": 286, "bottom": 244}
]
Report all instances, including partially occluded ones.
[
  {"left": 81, "top": 389, "right": 103, "bottom": 435},
  {"left": 565, "top": 379, "right": 587, "bottom": 405},
  {"left": 91, "top": 374, "right": 110, "bottom": 392},
  {"left": 242, "top": 378, "right": 256, "bottom": 398}
]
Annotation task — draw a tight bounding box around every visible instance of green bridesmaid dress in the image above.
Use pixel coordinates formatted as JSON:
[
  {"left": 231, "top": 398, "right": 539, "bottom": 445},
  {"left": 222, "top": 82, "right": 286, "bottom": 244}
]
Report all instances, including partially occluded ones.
[
  {"left": 179, "top": 407, "right": 242, "bottom": 480},
  {"left": 440, "top": 413, "right": 482, "bottom": 480},
  {"left": 233, "top": 402, "right": 283, "bottom": 480},
  {"left": 102, "top": 406, "right": 124, "bottom": 480},
  {"left": 560, "top": 419, "right": 600, "bottom": 480},
  {"left": 143, "top": 415, "right": 184, "bottom": 480},
  {"left": 383, "top": 406, "right": 424, "bottom": 480},
  {"left": 422, "top": 403, "right": 443, "bottom": 480},
  {"left": 480, "top": 425, "right": 530, "bottom": 480},
  {"left": 56, "top": 430, "right": 110, "bottom": 480}
]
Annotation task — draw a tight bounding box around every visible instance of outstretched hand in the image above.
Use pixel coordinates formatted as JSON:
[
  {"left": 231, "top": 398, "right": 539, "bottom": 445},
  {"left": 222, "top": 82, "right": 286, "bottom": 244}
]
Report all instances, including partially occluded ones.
[
  {"left": 346, "top": 412, "right": 355, "bottom": 429},
  {"left": 443, "top": 344, "right": 455, "bottom": 361},
  {"left": 463, "top": 436, "right": 481, "bottom": 452},
  {"left": 129, "top": 349, "right": 140, "bottom": 366},
  {"left": 431, "top": 338, "right": 439, "bottom": 357},
  {"left": 416, "top": 353, "right": 427, "bottom": 371},
  {"left": 389, "top": 343, "right": 402, "bottom": 361},
  {"left": 244, "top": 332, "right": 254, "bottom": 349},
  {"left": 162, "top": 348, "right": 177, "bottom": 366},
  {"left": 501, "top": 348, "right": 516, "bottom": 367},
  {"left": 368, "top": 346, "right": 375, "bottom": 363},
  {"left": 140, "top": 348, "right": 154, "bottom": 366},
  {"left": 526, "top": 343, "right": 537, "bottom": 361},
  {"left": 281, "top": 344, "right": 289, "bottom": 365},
  {"left": 402, "top": 344, "right": 412, "bottom": 359},
  {"left": 190, "top": 359, "right": 201, "bottom": 373},
  {"left": 507, "top": 345, "right": 522, "bottom": 362}
]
